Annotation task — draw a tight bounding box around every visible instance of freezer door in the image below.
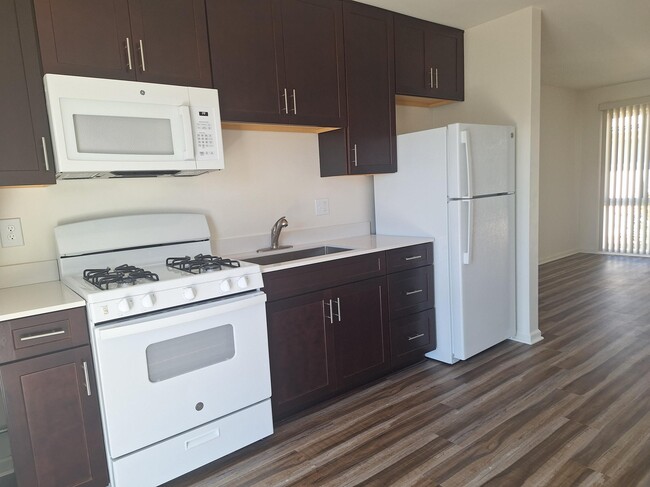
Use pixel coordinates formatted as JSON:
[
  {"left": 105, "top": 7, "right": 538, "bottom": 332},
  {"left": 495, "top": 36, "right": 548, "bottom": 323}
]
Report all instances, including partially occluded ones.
[
  {"left": 447, "top": 194, "right": 515, "bottom": 360},
  {"left": 447, "top": 124, "right": 515, "bottom": 198}
]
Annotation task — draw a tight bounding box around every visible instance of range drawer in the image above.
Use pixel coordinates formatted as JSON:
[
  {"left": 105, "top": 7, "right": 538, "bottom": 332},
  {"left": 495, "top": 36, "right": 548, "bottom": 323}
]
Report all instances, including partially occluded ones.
[
  {"left": 388, "top": 265, "right": 434, "bottom": 319},
  {"left": 0, "top": 307, "right": 89, "bottom": 364},
  {"left": 390, "top": 308, "right": 436, "bottom": 365},
  {"left": 386, "top": 242, "right": 433, "bottom": 274}
]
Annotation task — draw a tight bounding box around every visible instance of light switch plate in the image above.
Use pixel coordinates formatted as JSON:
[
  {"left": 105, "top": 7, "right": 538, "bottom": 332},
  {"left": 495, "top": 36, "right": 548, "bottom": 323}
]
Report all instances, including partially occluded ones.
[
  {"left": 0, "top": 218, "right": 24, "bottom": 247},
  {"left": 315, "top": 198, "right": 330, "bottom": 216}
]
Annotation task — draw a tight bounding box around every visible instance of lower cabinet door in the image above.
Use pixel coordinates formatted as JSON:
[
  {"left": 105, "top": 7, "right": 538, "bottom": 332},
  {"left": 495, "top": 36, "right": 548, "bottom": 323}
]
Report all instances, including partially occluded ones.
[
  {"left": 1, "top": 346, "right": 109, "bottom": 487},
  {"left": 267, "top": 290, "right": 337, "bottom": 419},
  {"left": 332, "top": 277, "right": 389, "bottom": 389}
]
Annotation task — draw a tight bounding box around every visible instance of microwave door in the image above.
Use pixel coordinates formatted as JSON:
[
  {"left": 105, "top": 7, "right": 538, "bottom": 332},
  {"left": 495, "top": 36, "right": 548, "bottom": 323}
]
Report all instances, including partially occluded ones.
[{"left": 56, "top": 99, "right": 197, "bottom": 172}]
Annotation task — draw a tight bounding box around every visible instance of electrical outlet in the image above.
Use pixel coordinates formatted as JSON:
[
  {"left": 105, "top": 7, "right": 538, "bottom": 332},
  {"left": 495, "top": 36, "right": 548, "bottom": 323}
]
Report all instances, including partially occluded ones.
[
  {"left": 315, "top": 198, "right": 330, "bottom": 216},
  {"left": 0, "top": 218, "right": 24, "bottom": 247}
]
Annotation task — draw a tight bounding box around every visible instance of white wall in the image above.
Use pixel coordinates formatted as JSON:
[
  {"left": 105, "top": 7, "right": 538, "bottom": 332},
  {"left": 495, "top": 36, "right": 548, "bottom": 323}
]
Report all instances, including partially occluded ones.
[
  {"left": 0, "top": 130, "right": 373, "bottom": 268},
  {"left": 419, "top": 7, "right": 543, "bottom": 344},
  {"left": 576, "top": 78, "right": 650, "bottom": 252},
  {"left": 538, "top": 84, "right": 580, "bottom": 263}
]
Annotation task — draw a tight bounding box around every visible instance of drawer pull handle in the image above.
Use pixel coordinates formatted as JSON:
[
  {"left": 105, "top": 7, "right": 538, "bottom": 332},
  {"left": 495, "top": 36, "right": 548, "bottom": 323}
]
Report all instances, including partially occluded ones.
[
  {"left": 408, "top": 333, "right": 425, "bottom": 341},
  {"left": 19, "top": 328, "right": 66, "bottom": 342},
  {"left": 334, "top": 297, "right": 342, "bottom": 322},
  {"left": 404, "top": 255, "right": 422, "bottom": 261},
  {"left": 81, "top": 361, "right": 92, "bottom": 397},
  {"left": 324, "top": 299, "right": 334, "bottom": 324},
  {"left": 405, "top": 289, "right": 423, "bottom": 296}
]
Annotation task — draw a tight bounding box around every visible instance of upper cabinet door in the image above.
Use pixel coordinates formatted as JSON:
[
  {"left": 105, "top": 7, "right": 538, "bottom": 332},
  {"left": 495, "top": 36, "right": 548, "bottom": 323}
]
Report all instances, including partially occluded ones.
[
  {"left": 395, "top": 14, "right": 464, "bottom": 101},
  {"left": 0, "top": 0, "right": 55, "bottom": 186},
  {"left": 207, "top": 0, "right": 282, "bottom": 123},
  {"left": 342, "top": 2, "right": 395, "bottom": 175},
  {"left": 274, "top": 0, "right": 346, "bottom": 127},
  {"left": 33, "top": 0, "right": 135, "bottom": 80},
  {"left": 128, "top": 0, "right": 212, "bottom": 87}
]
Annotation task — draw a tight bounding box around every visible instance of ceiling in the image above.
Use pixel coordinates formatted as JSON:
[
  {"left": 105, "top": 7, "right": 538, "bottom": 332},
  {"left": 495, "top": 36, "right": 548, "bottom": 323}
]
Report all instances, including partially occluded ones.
[{"left": 357, "top": 0, "right": 650, "bottom": 91}]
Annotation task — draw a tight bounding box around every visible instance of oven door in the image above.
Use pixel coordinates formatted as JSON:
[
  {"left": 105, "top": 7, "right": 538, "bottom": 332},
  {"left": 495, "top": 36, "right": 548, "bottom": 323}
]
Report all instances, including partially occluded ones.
[{"left": 92, "top": 292, "right": 270, "bottom": 459}]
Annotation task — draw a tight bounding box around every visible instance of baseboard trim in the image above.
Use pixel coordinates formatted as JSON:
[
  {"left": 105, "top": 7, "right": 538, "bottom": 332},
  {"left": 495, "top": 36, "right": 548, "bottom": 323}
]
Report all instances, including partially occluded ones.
[
  {"left": 510, "top": 329, "right": 544, "bottom": 345},
  {"left": 538, "top": 249, "right": 581, "bottom": 265}
]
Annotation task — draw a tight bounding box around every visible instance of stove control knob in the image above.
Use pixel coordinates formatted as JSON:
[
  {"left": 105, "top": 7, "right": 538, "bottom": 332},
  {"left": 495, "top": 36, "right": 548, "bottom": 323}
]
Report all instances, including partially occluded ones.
[
  {"left": 220, "top": 279, "right": 231, "bottom": 292},
  {"left": 118, "top": 299, "right": 132, "bottom": 313},
  {"left": 183, "top": 287, "right": 196, "bottom": 300},
  {"left": 141, "top": 293, "right": 156, "bottom": 308},
  {"left": 237, "top": 276, "right": 248, "bottom": 289}
]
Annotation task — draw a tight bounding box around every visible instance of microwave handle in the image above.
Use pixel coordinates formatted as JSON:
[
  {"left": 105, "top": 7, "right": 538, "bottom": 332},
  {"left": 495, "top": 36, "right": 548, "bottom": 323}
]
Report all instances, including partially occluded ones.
[{"left": 179, "top": 106, "right": 195, "bottom": 160}]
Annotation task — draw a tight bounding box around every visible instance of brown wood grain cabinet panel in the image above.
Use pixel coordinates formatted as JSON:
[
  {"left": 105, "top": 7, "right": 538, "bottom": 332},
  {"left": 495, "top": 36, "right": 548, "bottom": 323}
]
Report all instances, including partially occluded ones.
[
  {"left": 0, "top": 0, "right": 55, "bottom": 186},
  {"left": 1, "top": 346, "right": 109, "bottom": 487},
  {"left": 390, "top": 308, "right": 436, "bottom": 367},
  {"left": 207, "top": 0, "right": 282, "bottom": 123},
  {"left": 332, "top": 277, "right": 389, "bottom": 389},
  {"left": 267, "top": 290, "right": 337, "bottom": 419},
  {"left": 394, "top": 14, "right": 464, "bottom": 101},
  {"left": 318, "top": 2, "right": 395, "bottom": 176},
  {"left": 388, "top": 265, "right": 434, "bottom": 320},
  {"left": 33, "top": 0, "right": 134, "bottom": 80},
  {"left": 385, "top": 243, "right": 434, "bottom": 273},
  {"left": 262, "top": 252, "right": 385, "bottom": 302},
  {"left": 128, "top": 0, "right": 212, "bottom": 87}
]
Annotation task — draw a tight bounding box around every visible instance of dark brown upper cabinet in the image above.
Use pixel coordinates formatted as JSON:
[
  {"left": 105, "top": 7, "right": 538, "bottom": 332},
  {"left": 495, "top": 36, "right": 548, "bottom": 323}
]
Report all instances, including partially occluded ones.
[
  {"left": 33, "top": 0, "right": 212, "bottom": 87},
  {"left": 207, "top": 0, "right": 346, "bottom": 128},
  {"left": 318, "top": 2, "right": 396, "bottom": 176},
  {"left": 0, "top": 0, "right": 55, "bottom": 186},
  {"left": 394, "top": 13, "right": 464, "bottom": 103}
]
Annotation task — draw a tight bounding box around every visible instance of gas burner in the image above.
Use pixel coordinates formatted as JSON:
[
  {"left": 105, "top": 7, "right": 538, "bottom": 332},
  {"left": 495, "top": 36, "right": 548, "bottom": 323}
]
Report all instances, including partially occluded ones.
[
  {"left": 83, "top": 265, "right": 160, "bottom": 290},
  {"left": 166, "top": 254, "right": 241, "bottom": 274}
]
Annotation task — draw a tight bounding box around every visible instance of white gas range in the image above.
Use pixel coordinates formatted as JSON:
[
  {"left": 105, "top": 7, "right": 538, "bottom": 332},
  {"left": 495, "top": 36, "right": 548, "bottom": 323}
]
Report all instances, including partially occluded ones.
[{"left": 55, "top": 213, "right": 273, "bottom": 487}]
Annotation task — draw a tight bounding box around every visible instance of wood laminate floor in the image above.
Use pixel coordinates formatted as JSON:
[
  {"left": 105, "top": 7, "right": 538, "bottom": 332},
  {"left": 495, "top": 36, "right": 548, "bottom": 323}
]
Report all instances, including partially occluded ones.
[{"left": 166, "top": 253, "right": 650, "bottom": 486}]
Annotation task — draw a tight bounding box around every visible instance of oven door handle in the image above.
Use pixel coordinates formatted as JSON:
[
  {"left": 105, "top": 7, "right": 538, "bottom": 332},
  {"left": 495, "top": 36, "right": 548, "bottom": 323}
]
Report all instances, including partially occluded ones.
[{"left": 96, "top": 292, "right": 266, "bottom": 340}]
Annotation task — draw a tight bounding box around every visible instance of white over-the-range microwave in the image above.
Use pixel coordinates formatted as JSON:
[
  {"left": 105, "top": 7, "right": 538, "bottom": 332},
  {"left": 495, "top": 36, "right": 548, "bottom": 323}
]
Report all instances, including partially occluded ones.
[{"left": 44, "top": 74, "right": 224, "bottom": 179}]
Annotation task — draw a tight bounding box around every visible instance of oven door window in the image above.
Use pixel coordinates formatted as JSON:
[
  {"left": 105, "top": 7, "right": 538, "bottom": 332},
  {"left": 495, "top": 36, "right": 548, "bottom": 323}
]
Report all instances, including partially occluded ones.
[{"left": 145, "top": 324, "right": 235, "bottom": 382}]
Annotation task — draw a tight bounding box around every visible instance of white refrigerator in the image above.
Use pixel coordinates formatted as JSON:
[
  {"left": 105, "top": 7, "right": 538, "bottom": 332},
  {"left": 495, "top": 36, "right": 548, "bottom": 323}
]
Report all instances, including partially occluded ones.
[{"left": 374, "top": 124, "right": 516, "bottom": 364}]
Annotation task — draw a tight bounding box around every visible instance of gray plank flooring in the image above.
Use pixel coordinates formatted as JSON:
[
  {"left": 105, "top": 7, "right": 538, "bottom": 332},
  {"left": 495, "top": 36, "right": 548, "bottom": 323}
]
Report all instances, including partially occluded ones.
[{"left": 166, "top": 253, "right": 650, "bottom": 486}]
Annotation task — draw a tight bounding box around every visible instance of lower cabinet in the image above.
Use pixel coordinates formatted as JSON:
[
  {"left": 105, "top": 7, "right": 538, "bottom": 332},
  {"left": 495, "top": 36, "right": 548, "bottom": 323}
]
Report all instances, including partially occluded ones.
[
  {"left": 265, "top": 244, "right": 435, "bottom": 421},
  {"left": 0, "top": 309, "right": 108, "bottom": 487},
  {"left": 267, "top": 276, "right": 389, "bottom": 420}
]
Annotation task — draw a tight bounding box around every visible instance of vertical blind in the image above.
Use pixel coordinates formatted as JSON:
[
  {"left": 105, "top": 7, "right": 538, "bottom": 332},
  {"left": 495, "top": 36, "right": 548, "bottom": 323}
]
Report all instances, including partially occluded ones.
[{"left": 601, "top": 102, "right": 650, "bottom": 254}]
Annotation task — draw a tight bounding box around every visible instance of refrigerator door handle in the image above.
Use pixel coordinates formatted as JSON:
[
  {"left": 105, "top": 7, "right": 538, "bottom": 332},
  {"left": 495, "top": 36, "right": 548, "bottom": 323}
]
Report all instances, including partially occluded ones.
[
  {"left": 460, "top": 130, "right": 474, "bottom": 198},
  {"left": 463, "top": 200, "right": 473, "bottom": 265}
]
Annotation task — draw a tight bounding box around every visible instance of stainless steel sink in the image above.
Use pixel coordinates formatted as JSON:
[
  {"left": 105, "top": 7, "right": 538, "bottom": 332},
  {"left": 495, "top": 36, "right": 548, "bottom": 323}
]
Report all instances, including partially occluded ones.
[{"left": 244, "top": 246, "right": 351, "bottom": 265}]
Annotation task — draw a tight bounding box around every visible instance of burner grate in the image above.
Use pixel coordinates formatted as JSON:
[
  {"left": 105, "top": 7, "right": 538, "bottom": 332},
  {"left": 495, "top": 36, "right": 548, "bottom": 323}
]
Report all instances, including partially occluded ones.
[
  {"left": 166, "top": 254, "right": 241, "bottom": 274},
  {"left": 83, "top": 265, "right": 160, "bottom": 290}
]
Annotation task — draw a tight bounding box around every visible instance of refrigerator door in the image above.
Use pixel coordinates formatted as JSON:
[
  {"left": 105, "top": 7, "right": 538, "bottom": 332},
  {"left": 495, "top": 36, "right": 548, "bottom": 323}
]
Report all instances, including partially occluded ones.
[
  {"left": 447, "top": 194, "right": 515, "bottom": 360},
  {"left": 447, "top": 124, "right": 515, "bottom": 199}
]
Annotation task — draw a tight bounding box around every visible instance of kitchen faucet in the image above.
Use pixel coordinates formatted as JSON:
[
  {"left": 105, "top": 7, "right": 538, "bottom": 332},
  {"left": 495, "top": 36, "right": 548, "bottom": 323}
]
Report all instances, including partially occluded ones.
[{"left": 257, "top": 216, "right": 293, "bottom": 252}]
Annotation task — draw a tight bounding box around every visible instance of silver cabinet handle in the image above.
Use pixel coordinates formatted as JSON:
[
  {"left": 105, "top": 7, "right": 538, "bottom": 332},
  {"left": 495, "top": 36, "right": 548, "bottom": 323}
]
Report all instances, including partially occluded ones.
[
  {"left": 405, "top": 289, "right": 423, "bottom": 296},
  {"left": 138, "top": 39, "right": 146, "bottom": 72},
  {"left": 429, "top": 67, "right": 434, "bottom": 88},
  {"left": 125, "top": 37, "right": 133, "bottom": 70},
  {"left": 435, "top": 68, "right": 439, "bottom": 89},
  {"left": 352, "top": 144, "right": 358, "bottom": 167},
  {"left": 281, "top": 88, "right": 289, "bottom": 114},
  {"left": 334, "top": 297, "right": 341, "bottom": 322},
  {"left": 41, "top": 137, "right": 50, "bottom": 171},
  {"left": 81, "top": 361, "right": 92, "bottom": 396},
  {"left": 291, "top": 89, "right": 297, "bottom": 114},
  {"left": 19, "top": 328, "right": 65, "bottom": 341},
  {"left": 324, "top": 299, "right": 334, "bottom": 324},
  {"left": 408, "top": 333, "right": 425, "bottom": 341},
  {"left": 404, "top": 255, "right": 422, "bottom": 261}
]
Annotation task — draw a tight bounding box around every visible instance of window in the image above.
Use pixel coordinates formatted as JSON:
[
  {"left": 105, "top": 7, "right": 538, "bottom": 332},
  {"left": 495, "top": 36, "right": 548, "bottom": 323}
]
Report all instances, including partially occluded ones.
[{"left": 601, "top": 101, "right": 650, "bottom": 254}]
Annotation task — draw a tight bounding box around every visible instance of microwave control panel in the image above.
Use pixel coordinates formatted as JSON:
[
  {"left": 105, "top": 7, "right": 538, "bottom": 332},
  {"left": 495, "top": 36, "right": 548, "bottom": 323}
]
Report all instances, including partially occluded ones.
[{"left": 191, "top": 107, "right": 220, "bottom": 161}]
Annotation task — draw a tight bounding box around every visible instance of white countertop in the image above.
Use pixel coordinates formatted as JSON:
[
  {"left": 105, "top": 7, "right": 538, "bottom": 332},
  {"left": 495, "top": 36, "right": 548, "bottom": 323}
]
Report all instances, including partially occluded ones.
[
  {"left": 234, "top": 234, "right": 433, "bottom": 273},
  {"left": 0, "top": 281, "right": 85, "bottom": 322}
]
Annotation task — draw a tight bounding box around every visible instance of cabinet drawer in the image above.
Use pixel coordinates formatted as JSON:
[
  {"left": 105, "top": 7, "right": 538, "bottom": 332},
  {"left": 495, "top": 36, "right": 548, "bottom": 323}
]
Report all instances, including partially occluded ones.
[
  {"left": 0, "top": 307, "right": 90, "bottom": 364},
  {"left": 386, "top": 243, "right": 433, "bottom": 273},
  {"left": 263, "top": 252, "right": 385, "bottom": 301},
  {"left": 390, "top": 308, "right": 435, "bottom": 364},
  {"left": 388, "top": 266, "right": 434, "bottom": 319}
]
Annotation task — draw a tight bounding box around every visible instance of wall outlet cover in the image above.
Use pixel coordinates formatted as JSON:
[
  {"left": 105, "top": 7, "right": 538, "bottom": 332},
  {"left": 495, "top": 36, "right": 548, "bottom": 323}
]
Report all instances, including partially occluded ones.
[
  {"left": 315, "top": 198, "right": 330, "bottom": 216},
  {"left": 0, "top": 218, "right": 24, "bottom": 247}
]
